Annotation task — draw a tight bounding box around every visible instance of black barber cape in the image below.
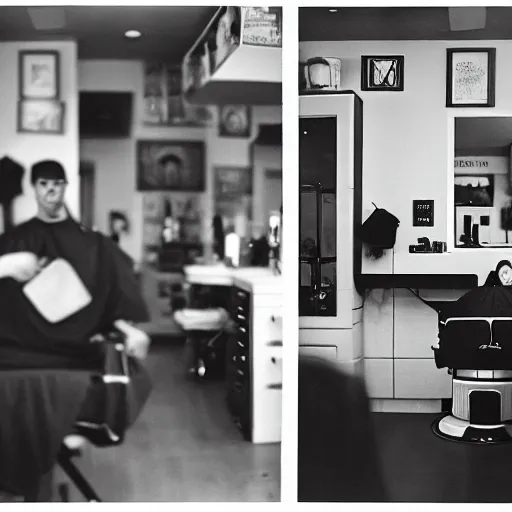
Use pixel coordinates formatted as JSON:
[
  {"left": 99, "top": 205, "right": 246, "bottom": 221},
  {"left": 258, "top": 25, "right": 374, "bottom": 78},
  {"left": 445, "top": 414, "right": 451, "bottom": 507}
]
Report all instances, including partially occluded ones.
[
  {"left": 0, "top": 216, "right": 150, "bottom": 498},
  {"left": 442, "top": 285, "right": 512, "bottom": 319},
  {"left": 0, "top": 216, "right": 149, "bottom": 370}
]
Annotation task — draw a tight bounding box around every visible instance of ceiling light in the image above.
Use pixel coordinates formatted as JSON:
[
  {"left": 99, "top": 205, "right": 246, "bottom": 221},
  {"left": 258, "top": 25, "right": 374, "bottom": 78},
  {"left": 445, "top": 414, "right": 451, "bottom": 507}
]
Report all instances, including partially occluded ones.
[
  {"left": 125, "top": 30, "right": 141, "bottom": 39},
  {"left": 329, "top": 9, "right": 338, "bottom": 13}
]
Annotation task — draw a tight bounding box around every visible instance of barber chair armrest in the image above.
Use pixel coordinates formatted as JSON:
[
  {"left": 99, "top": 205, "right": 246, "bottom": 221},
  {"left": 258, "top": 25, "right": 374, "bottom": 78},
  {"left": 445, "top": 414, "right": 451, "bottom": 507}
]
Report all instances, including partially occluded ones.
[{"left": 90, "top": 330, "right": 126, "bottom": 347}]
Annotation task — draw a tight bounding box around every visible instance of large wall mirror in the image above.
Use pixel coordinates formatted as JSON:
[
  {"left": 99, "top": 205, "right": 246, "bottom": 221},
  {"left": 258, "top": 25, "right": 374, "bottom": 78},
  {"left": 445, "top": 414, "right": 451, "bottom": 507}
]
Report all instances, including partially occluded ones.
[{"left": 454, "top": 116, "right": 512, "bottom": 248}]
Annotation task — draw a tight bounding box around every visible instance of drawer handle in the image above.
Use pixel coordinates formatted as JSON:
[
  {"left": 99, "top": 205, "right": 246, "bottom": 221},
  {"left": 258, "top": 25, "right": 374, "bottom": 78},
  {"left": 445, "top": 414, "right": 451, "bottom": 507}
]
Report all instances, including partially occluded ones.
[
  {"left": 237, "top": 341, "right": 245, "bottom": 348},
  {"left": 237, "top": 314, "right": 246, "bottom": 321},
  {"left": 271, "top": 315, "right": 282, "bottom": 323},
  {"left": 271, "top": 357, "right": 282, "bottom": 365},
  {"left": 268, "top": 383, "right": 282, "bottom": 390},
  {"left": 239, "top": 326, "right": 247, "bottom": 334},
  {"left": 268, "top": 340, "right": 282, "bottom": 347},
  {"left": 237, "top": 291, "right": 247, "bottom": 299}
]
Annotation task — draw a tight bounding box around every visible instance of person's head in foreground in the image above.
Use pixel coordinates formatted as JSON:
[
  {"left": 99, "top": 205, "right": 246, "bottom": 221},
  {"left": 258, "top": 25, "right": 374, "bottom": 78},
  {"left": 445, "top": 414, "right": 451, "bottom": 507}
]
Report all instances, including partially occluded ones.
[
  {"left": 298, "top": 355, "right": 388, "bottom": 502},
  {"left": 497, "top": 260, "right": 512, "bottom": 287},
  {"left": 31, "top": 160, "right": 68, "bottom": 221}
]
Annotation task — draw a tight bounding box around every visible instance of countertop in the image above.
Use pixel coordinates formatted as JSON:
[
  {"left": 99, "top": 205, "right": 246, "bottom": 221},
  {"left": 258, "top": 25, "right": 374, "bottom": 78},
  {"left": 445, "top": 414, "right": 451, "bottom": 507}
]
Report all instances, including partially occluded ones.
[{"left": 184, "top": 264, "right": 282, "bottom": 294}]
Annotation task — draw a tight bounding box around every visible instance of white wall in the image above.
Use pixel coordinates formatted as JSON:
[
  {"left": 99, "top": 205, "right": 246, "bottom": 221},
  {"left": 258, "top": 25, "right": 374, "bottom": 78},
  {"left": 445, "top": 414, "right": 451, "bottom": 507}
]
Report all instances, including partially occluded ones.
[
  {"left": 0, "top": 41, "right": 79, "bottom": 225},
  {"left": 300, "top": 40, "right": 512, "bottom": 283},
  {"left": 79, "top": 60, "right": 281, "bottom": 262}
]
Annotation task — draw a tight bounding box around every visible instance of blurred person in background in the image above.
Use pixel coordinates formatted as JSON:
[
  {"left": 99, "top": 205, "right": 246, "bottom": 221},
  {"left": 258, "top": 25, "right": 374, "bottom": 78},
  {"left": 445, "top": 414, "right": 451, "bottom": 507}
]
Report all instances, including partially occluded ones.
[{"left": 298, "top": 355, "right": 389, "bottom": 502}]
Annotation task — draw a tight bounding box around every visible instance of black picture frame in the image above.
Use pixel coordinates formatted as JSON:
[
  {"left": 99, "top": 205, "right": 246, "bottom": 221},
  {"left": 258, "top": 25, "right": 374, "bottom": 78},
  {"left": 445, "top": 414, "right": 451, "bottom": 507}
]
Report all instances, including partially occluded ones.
[
  {"left": 136, "top": 140, "right": 205, "bottom": 192},
  {"left": 361, "top": 55, "right": 404, "bottom": 92},
  {"left": 446, "top": 48, "right": 496, "bottom": 108},
  {"left": 19, "top": 50, "right": 60, "bottom": 100},
  {"left": 17, "top": 99, "right": 65, "bottom": 134}
]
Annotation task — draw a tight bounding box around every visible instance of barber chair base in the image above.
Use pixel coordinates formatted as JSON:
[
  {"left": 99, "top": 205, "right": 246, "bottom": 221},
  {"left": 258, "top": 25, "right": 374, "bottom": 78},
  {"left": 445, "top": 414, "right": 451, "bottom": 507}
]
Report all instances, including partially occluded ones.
[{"left": 432, "top": 414, "right": 512, "bottom": 444}]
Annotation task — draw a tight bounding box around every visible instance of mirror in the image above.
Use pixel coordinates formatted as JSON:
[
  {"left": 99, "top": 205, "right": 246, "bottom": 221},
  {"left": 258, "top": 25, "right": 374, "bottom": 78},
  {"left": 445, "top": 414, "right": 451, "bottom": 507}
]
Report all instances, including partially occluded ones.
[{"left": 454, "top": 117, "right": 512, "bottom": 248}]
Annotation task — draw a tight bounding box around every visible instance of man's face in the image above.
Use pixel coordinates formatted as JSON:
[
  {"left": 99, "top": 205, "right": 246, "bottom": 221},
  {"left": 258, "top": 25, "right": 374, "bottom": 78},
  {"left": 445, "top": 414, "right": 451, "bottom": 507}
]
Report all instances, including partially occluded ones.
[
  {"left": 34, "top": 178, "right": 67, "bottom": 214},
  {"left": 499, "top": 264, "right": 512, "bottom": 286}
]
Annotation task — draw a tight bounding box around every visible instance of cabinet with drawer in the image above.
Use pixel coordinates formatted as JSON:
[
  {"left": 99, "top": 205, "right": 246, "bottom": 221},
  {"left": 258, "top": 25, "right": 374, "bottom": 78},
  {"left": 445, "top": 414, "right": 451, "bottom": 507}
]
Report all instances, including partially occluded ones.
[{"left": 226, "top": 278, "right": 282, "bottom": 444}]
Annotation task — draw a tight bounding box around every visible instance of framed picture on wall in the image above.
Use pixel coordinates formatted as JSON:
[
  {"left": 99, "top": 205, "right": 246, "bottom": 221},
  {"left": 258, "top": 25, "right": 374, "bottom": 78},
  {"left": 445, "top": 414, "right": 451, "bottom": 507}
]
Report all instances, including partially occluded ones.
[
  {"left": 214, "top": 166, "right": 253, "bottom": 196},
  {"left": 19, "top": 51, "right": 60, "bottom": 100},
  {"left": 17, "top": 99, "right": 65, "bottom": 134},
  {"left": 137, "top": 140, "right": 205, "bottom": 192},
  {"left": 219, "top": 105, "right": 251, "bottom": 138},
  {"left": 361, "top": 55, "right": 404, "bottom": 91},
  {"left": 446, "top": 48, "right": 496, "bottom": 107}
]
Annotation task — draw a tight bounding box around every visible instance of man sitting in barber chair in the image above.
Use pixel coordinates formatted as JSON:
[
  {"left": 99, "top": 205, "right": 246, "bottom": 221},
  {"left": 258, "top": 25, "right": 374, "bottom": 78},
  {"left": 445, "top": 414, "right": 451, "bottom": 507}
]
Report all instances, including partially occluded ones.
[{"left": 0, "top": 160, "right": 151, "bottom": 501}]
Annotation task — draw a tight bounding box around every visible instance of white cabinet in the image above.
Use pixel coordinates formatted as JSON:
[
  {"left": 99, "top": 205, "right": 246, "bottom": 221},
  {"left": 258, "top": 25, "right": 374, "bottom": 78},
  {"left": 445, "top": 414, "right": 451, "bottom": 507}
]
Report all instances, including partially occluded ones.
[
  {"left": 299, "top": 92, "right": 363, "bottom": 367},
  {"left": 232, "top": 276, "right": 282, "bottom": 444}
]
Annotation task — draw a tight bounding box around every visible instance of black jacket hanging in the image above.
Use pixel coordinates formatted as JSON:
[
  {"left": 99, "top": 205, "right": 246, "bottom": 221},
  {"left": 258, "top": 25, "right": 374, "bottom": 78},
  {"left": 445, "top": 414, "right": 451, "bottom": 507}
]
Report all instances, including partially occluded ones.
[{"left": 0, "top": 157, "right": 25, "bottom": 232}]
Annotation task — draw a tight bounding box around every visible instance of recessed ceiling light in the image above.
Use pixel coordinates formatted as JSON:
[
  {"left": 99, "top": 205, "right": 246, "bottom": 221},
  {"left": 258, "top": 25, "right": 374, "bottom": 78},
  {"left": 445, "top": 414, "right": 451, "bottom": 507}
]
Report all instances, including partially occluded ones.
[
  {"left": 329, "top": 9, "right": 338, "bottom": 13},
  {"left": 125, "top": 30, "right": 141, "bottom": 39}
]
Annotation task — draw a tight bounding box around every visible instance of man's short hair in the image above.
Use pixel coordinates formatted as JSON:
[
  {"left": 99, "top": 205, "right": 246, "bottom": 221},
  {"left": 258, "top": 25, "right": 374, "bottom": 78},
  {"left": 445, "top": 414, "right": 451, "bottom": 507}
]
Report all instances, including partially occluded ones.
[{"left": 31, "top": 160, "right": 67, "bottom": 185}]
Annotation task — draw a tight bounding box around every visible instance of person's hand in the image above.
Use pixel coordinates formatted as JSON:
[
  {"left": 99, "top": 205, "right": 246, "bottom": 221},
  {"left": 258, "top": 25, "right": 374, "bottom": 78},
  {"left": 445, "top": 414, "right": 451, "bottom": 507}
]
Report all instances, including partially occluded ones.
[
  {"left": 114, "top": 319, "right": 150, "bottom": 360},
  {"left": 0, "top": 253, "right": 47, "bottom": 283}
]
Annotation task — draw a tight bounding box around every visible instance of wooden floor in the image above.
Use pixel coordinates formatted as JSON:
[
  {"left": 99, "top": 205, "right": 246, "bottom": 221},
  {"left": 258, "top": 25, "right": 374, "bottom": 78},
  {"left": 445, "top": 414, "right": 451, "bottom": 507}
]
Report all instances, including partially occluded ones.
[{"left": 55, "top": 343, "right": 280, "bottom": 502}]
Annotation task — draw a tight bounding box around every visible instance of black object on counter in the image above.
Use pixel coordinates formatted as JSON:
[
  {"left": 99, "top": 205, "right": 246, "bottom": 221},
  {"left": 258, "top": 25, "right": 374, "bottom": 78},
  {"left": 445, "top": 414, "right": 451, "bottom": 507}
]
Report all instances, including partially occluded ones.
[
  {"left": 213, "top": 215, "right": 225, "bottom": 260},
  {"left": 249, "top": 236, "right": 270, "bottom": 267}
]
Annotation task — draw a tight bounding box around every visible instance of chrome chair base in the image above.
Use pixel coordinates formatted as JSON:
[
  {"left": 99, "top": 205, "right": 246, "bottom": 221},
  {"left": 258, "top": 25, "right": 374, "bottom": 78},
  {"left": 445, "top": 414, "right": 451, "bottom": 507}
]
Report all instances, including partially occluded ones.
[{"left": 432, "top": 414, "right": 512, "bottom": 444}]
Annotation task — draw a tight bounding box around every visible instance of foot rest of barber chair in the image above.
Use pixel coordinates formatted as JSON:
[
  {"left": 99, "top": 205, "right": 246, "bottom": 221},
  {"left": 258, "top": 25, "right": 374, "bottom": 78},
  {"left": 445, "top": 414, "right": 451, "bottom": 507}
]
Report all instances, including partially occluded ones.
[{"left": 57, "top": 434, "right": 102, "bottom": 502}]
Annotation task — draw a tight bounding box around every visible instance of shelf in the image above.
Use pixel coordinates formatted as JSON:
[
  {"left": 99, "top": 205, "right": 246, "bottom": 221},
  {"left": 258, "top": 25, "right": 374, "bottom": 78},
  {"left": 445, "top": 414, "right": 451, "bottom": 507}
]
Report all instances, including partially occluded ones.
[
  {"left": 183, "top": 7, "right": 282, "bottom": 106},
  {"left": 355, "top": 273, "right": 478, "bottom": 290}
]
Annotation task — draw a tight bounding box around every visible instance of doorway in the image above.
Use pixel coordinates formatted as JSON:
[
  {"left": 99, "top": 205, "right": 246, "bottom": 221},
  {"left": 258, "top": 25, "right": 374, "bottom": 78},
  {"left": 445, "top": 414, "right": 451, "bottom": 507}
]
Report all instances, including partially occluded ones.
[
  {"left": 79, "top": 160, "right": 95, "bottom": 229},
  {"left": 264, "top": 169, "right": 283, "bottom": 225}
]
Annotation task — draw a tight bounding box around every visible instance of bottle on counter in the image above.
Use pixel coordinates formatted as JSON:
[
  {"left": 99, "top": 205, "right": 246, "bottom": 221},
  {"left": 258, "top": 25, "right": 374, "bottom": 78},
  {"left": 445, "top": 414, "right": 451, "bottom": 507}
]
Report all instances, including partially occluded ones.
[
  {"left": 162, "top": 198, "right": 173, "bottom": 244},
  {"left": 224, "top": 225, "right": 240, "bottom": 268}
]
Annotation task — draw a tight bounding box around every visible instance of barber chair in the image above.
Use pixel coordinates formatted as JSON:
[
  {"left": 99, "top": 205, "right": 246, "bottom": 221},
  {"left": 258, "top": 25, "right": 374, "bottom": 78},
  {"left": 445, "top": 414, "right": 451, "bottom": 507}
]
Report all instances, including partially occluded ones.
[
  {"left": 432, "top": 317, "right": 512, "bottom": 444},
  {"left": 0, "top": 331, "right": 131, "bottom": 502},
  {"left": 176, "top": 284, "right": 232, "bottom": 379}
]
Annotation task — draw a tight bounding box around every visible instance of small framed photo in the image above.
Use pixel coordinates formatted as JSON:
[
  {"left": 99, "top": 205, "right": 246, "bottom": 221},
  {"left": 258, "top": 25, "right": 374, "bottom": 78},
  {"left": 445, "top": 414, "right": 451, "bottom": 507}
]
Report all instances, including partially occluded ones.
[
  {"left": 19, "top": 51, "right": 60, "bottom": 100},
  {"left": 361, "top": 55, "right": 404, "bottom": 91},
  {"left": 446, "top": 48, "right": 496, "bottom": 107},
  {"left": 219, "top": 105, "right": 251, "bottom": 138},
  {"left": 18, "top": 100, "right": 65, "bottom": 134}
]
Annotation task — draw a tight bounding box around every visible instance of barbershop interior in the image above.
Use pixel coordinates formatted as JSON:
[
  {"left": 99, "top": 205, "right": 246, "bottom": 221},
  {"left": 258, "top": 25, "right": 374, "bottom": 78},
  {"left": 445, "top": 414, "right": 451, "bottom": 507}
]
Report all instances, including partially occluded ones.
[
  {"left": 0, "top": 6, "right": 282, "bottom": 502},
  {"left": 299, "top": 6, "right": 512, "bottom": 503}
]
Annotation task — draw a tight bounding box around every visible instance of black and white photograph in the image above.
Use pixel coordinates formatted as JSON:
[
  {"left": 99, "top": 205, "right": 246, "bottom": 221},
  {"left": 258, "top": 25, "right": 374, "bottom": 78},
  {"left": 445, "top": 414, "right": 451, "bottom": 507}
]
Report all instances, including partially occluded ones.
[
  {"left": 0, "top": 5, "right": 282, "bottom": 503},
  {"left": 299, "top": 5, "right": 512, "bottom": 504}
]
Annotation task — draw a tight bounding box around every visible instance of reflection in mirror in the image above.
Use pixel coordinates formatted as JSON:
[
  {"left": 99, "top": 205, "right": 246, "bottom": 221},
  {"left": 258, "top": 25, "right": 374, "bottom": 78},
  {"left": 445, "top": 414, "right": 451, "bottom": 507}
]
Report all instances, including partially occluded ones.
[
  {"left": 454, "top": 117, "right": 512, "bottom": 248},
  {"left": 299, "top": 117, "right": 337, "bottom": 317}
]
